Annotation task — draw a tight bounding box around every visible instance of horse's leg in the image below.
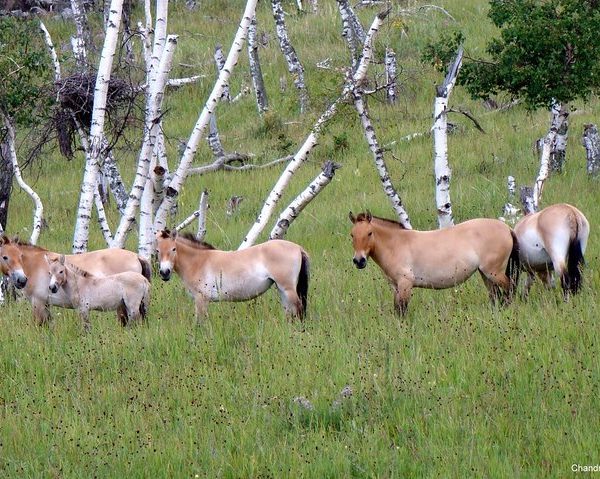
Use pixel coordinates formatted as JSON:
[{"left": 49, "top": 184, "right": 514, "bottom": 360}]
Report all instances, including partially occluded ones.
[
  {"left": 277, "top": 286, "right": 303, "bottom": 319},
  {"left": 394, "top": 280, "right": 412, "bottom": 316},
  {"left": 478, "top": 271, "right": 506, "bottom": 305},
  {"left": 32, "top": 298, "right": 51, "bottom": 326},
  {"left": 116, "top": 301, "right": 128, "bottom": 327},
  {"left": 79, "top": 307, "right": 91, "bottom": 333},
  {"left": 522, "top": 271, "right": 536, "bottom": 299},
  {"left": 194, "top": 293, "right": 208, "bottom": 326}
]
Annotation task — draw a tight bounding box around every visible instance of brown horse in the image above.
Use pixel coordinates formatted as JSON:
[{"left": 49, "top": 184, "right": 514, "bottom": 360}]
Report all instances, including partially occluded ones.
[
  {"left": 514, "top": 203, "right": 589, "bottom": 297},
  {"left": 0, "top": 235, "right": 151, "bottom": 325},
  {"left": 156, "top": 230, "right": 309, "bottom": 321},
  {"left": 47, "top": 255, "right": 150, "bottom": 332},
  {"left": 349, "top": 212, "right": 520, "bottom": 315}
]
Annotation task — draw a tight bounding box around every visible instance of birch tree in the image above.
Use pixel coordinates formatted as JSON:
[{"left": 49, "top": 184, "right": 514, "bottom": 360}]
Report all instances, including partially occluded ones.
[
  {"left": 152, "top": 0, "right": 259, "bottom": 233},
  {"left": 72, "top": 0, "right": 124, "bottom": 253},
  {"left": 583, "top": 124, "right": 600, "bottom": 176},
  {"left": 433, "top": 46, "right": 463, "bottom": 229},
  {"left": 248, "top": 14, "right": 268, "bottom": 114},
  {"left": 239, "top": 9, "right": 389, "bottom": 249}
]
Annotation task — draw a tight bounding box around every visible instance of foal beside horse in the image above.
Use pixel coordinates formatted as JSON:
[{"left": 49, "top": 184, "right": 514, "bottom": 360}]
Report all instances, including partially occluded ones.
[
  {"left": 47, "top": 255, "right": 151, "bottom": 332},
  {"left": 514, "top": 203, "right": 589, "bottom": 297},
  {"left": 349, "top": 212, "right": 520, "bottom": 315},
  {"left": 155, "top": 230, "right": 310, "bottom": 321}
]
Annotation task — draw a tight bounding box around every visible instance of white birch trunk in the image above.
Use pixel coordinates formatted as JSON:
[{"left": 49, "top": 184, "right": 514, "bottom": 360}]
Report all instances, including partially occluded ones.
[
  {"left": 1, "top": 113, "right": 44, "bottom": 245},
  {"left": 153, "top": 0, "right": 259, "bottom": 232},
  {"left": 239, "top": 10, "right": 387, "bottom": 249},
  {"left": 384, "top": 47, "right": 397, "bottom": 104},
  {"left": 549, "top": 101, "right": 569, "bottom": 173},
  {"left": 70, "top": 0, "right": 92, "bottom": 70},
  {"left": 167, "top": 75, "right": 204, "bottom": 87},
  {"left": 214, "top": 44, "right": 230, "bottom": 101},
  {"left": 433, "top": 47, "right": 463, "bottom": 229},
  {"left": 248, "top": 14, "right": 268, "bottom": 114},
  {"left": 149, "top": 0, "right": 169, "bottom": 81},
  {"left": 337, "top": 0, "right": 366, "bottom": 71},
  {"left": 111, "top": 34, "right": 177, "bottom": 247},
  {"left": 272, "top": 0, "right": 309, "bottom": 113},
  {"left": 532, "top": 129, "right": 556, "bottom": 211},
  {"left": 501, "top": 175, "right": 521, "bottom": 226},
  {"left": 94, "top": 190, "right": 113, "bottom": 244},
  {"left": 72, "top": 0, "right": 124, "bottom": 253},
  {"left": 196, "top": 189, "right": 209, "bottom": 240},
  {"left": 353, "top": 90, "right": 411, "bottom": 228},
  {"left": 40, "top": 22, "right": 61, "bottom": 83},
  {"left": 269, "top": 161, "right": 341, "bottom": 239},
  {"left": 138, "top": 174, "right": 155, "bottom": 259},
  {"left": 583, "top": 124, "right": 600, "bottom": 175},
  {"left": 152, "top": 165, "right": 167, "bottom": 213}
]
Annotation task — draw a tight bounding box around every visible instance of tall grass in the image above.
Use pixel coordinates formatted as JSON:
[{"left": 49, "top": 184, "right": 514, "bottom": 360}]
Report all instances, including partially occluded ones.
[{"left": 1, "top": 0, "right": 600, "bottom": 477}]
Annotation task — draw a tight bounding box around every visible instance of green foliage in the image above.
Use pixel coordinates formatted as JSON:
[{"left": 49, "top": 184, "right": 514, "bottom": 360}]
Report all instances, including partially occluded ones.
[
  {"left": 0, "top": 17, "right": 52, "bottom": 124},
  {"left": 425, "top": 0, "right": 600, "bottom": 109}
]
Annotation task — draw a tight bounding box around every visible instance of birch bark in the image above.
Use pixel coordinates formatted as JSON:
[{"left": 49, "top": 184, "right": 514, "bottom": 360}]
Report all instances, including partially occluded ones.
[
  {"left": 272, "top": 0, "right": 309, "bottom": 113},
  {"left": 353, "top": 90, "right": 411, "bottom": 228},
  {"left": 549, "top": 102, "right": 569, "bottom": 173},
  {"left": 70, "top": 0, "right": 92, "bottom": 71},
  {"left": 239, "top": 10, "right": 388, "bottom": 249},
  {"left": 153, "top": 0, "right": 259, "bottom": 232},
  {"left": 532, "top": 128, "right": 556, "bottom": 211},
  {"left": 384, "top": 47, "right": 397, "bottom": 104},
  {"left": 111, "top": 34, "right": 177, "bottom": 247},
  {"left": 433, "top": 47, "right": 463, "bottom": 229},
  {"left": 583, "top": 124, "right": 600, "bottom": 176},
  {"left": 72, "top": 0, "right": 124, "bottom": 253},
  {"left": 269, "top": 161, "right": 341, "bottom": 239},
  {"left": 248, "top": 14, "right": 268, "bottom": 114},
  {"left": 1, "top": 113, "right": 44, "bottom": 245}
]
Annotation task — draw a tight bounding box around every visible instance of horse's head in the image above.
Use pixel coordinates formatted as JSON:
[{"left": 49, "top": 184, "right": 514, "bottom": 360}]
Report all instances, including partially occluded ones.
[
  {"left": 156, "top": 229, "right": 177, "bottom": 281},
  {"left": 0, "top": 235, "right": 28, "bottom": 288},
  {"left": 349, "top": 211, "right": 374, "bottom": 269},
  {"left": 47, "top": 254, "right": 67, "bottom": 294}
]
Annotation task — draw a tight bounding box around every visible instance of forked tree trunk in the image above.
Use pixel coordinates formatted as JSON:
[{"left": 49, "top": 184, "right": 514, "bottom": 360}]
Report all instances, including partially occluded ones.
[
  {"left": 336, "top": 0, "right": 366, "bottom": 71},
  {"left": 353, "top": 89, "right": 411, "bottom": 228},
  {"left": 582, "top": 124, "right": 600, "bottom": 176},
  {"left": 72, "top": 0, "right": 124, "bottom": 253},
  {"left": 272, "top": 0, "right": 309, "bottom": 113},
  {"left": 549, "top": 101, "right": 569, "bottom": 173},
  {"left": 153, "top": 0, "right": 259, "bottom": 233},
  {"left": 248, "top": 14, "right": 268, "bottom": 114},
  {"left": 239, "top": 10, "right": 388, "bottom": 249},
  {"left": 433, "top": 46, "right": 463, "bottom": 228},
  {"left": 269, "top": 161, "right": 341, "bottom": 239}
]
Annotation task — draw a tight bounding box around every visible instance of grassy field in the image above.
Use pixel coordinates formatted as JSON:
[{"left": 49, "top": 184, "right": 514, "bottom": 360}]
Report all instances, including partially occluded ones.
[{"left": 2, "top": 0, "right": 600, "bottom": 477}]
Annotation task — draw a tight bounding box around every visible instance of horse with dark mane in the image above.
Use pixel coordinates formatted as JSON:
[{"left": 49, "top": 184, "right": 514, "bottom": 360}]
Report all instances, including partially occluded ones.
[
  {"left": 156, "top": 230, "right": 309, "bottom": 322},
  {"left": 349, "top": 212, "right": 520, "bottom": 315}
]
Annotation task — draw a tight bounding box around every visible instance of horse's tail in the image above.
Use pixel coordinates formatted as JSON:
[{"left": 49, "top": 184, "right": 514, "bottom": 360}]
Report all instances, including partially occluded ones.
[
  {"left": 562, "top": 213, "right": 587, "bottom": 295},
  {"left": 138, "top": 256, "right": 152, "bottom": 282},
  {"left": 296, "top": 251, "right": 310, "bottom": 318},
  {"left": 506, "top": 230, "right": 521, "bottom": 299},
  {"left": 139, "top": 279, "right": 151, "bottom": 321}
]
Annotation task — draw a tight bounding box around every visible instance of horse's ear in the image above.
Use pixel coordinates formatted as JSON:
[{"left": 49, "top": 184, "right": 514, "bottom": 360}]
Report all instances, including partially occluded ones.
[
  {"left": 0, "top": 235, "right": 7, "bottom": 245},
  {"left": 366, "top": 211, "right": 373, "bottom": 223},
  {"left": 349, "top": 211, "right": 356, "bottom": 224},
  {"left": 59, "top": 254, "right": 65, "bottom": 265},
  {"left": 171, "top": 230, "right": 178, "bottom": 239}
]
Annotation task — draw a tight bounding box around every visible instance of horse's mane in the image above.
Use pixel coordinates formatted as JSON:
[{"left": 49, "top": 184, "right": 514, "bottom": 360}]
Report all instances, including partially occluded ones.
[
  {"left": 6, "top": 237, "right": 49, "bottom": 251},
  {"left": 176, "top": 232, "right": 216, "bottom": 250},
  {"left": 356, "top": 212, "right": 408, "bottom": 230},
  {"left": 64, "top": 262, "right": 92, "bottom": 278}
]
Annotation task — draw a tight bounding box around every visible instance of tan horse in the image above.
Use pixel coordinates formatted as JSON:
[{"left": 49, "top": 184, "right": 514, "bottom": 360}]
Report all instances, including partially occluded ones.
[
  {"left": 156, "top": 230, "right": 310, "bottom": 321},
  {"left": 514, "top": 203, "right": 589, "bottom": 297},
  {"left": 349, "top": 212, "right": 520, "bottom": 315},
  {"left": 0, "top": 235, "right": 151, "bottom": 325},
  {"left": 47, "top": 255, "right": 150, "bottom": 332}
]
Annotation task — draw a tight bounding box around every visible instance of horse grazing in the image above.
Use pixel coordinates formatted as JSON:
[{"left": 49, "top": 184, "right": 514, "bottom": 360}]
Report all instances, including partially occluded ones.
[
  {"left": 349, "top": 212, "right": 520, "bottom": 315},
  {"left": 0, "top": 235, "right": 151, "bottom": 325},
  {"left": 514, "top": 203, "right": 589, "bottom": 297},
  {"left": 47, "top": 255, "right": 151, "bottom": 332},
  {"left": 155, "top": 230, "right": 310, "bottom": 321}
]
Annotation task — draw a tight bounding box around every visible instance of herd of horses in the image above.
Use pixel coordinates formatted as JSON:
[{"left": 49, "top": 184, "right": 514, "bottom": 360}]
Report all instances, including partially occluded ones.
[{"left": 0, "top": 203, "right": 589, "bottom": 331}]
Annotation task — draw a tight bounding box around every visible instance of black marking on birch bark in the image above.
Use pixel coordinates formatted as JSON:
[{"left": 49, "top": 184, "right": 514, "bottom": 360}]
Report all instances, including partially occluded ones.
[
  {"left": 166, "top": 187, "right": 178, "bottom": 198},
  {"left": 436, "top": 175, "right": 450, "bottom": 186}
]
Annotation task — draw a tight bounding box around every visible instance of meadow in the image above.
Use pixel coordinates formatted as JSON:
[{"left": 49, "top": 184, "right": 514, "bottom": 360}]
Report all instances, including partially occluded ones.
[{"left": 1, "top": 0, "right": 600, "bottom": 477}]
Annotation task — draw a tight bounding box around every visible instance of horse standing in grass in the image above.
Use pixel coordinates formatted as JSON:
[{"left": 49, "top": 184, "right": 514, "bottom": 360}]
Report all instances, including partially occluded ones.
[
  {"left": 349, "top": 212, "right": 520, "bottom": 315},
  {"left": 514, "top": 203, "right": 589, "bottom": 297},
  {"left": 47, "top": 255, "right": 151, "bottom": 332},
  {"left": 155, "top": 230, "right": 309, "bottom": 321},
  {"left": 0, "top": 235, "right": 151, "bottom": 325}
]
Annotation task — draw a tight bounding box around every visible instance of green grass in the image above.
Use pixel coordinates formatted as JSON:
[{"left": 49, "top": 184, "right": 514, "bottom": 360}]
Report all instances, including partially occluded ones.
[{"left": 2, "top": 0, "right": 600, "bottom": 477}]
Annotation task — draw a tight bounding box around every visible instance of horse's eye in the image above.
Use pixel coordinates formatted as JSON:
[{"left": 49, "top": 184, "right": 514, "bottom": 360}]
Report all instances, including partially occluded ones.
[
  {"left": 368, "top": 232, "right": 373, "bottom": 237},
  {"left": 172, "top": 247, "right": 176, "bottom": 252},
  {"left": 2, "top": 256, "right": 7, "bottom": 261}
]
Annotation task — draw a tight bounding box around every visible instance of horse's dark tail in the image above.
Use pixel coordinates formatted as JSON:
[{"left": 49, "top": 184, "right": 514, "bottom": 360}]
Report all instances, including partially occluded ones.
[
  {"left": 138, "top": 256, "right": 152, "bottom": 282},
  {"left": 562, "top": 220, "right": 585, "bottom": 295},
  {"left": 296, "top": 251, "right": 310, "bottom": 318},
  {"left": 506, "top": 230, "right": 521, "bottom": 300}
]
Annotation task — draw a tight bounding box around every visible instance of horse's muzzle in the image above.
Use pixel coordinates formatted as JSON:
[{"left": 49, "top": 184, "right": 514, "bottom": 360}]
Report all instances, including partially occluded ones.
[
  {"left": 13, "top": 275, "right": 28, "bottom": 289},
  {"left": 353, "top": 257, "right": 367, "bottom": 269},
  {"left": 159, "top": 269, "right": 171, "bottom": 281},
  {"left": 49, "top": 284, "right": 58, "bottom": 294}
]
